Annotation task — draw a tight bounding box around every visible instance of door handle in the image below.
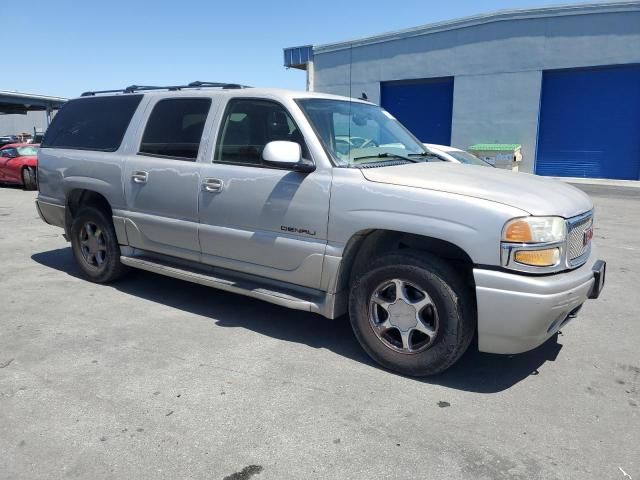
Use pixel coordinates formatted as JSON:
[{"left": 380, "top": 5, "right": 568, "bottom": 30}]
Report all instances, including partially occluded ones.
[
  {"left": 131, "top": 171, "right": 148, "bottom": 184},
  {"left": 202, "top": 178, "right": 223, "bottom": 193}
]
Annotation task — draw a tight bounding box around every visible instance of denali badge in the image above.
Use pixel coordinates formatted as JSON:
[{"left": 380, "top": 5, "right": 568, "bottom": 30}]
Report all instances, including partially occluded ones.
[
  {"left": 583, "top": 226, "right": 594, "bottom": 246},
  {"left": 281, "top": 225, "right": 317, "bottom": 236}
]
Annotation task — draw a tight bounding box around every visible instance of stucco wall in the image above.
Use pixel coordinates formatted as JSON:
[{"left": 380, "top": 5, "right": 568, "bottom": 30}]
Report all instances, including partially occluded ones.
[{"left": 311, "top": 8, "right": 640, "bottom": 173}]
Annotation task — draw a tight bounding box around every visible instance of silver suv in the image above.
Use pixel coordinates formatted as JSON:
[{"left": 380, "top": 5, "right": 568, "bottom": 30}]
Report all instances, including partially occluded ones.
[{"left": 35, "top": 82, "right": 606, "bottom": 376}]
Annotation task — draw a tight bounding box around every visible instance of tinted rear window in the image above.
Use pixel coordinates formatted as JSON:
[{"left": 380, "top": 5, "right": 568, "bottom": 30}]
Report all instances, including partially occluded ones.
[{"left": 41, "top": 95, "right": 143, "bottom": 151}]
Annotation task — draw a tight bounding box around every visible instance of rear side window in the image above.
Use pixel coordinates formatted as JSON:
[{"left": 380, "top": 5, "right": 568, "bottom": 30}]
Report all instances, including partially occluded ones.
[
  {"left": 139, "top": 98, "right": 211, "bottom": 161},
  {"left": 41, "top": 95, "right": 142, "bottom": 151}
]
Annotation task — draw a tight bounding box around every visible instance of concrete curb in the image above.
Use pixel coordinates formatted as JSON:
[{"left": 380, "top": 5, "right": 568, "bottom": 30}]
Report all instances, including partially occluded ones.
[{"left": 552, "top": 177, "right": 640, "bottom": 189}]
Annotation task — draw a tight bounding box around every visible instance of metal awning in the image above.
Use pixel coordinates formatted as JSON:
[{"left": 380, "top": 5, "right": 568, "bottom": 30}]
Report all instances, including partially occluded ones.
[
  {"left": 0, "top": 90, "right": 67, "bottom": 115},
  {"left": 283, "top": 45, "right": 313, "bottom": 70}
]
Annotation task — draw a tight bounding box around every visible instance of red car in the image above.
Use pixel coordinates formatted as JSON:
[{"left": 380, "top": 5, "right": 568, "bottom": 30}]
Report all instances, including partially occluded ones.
[{"left": 0, "top": 143, "right": 38, "bottom": 190}]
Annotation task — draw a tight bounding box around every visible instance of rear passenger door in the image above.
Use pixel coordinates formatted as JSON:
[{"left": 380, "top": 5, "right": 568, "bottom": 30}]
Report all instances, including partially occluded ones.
[{"left": 123, "top": 97, "right": 213, "bottom": 262}]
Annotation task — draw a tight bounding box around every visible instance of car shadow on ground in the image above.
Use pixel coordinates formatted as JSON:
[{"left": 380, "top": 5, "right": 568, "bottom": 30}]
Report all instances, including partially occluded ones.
[{"left": 32, "top": 247, "right": 563, "bottom": 394}]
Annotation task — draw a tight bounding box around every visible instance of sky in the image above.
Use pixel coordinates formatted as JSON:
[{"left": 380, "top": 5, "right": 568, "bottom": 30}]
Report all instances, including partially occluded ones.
[{"left": 6, "top": 0, "right": 593, "bottom": 98}]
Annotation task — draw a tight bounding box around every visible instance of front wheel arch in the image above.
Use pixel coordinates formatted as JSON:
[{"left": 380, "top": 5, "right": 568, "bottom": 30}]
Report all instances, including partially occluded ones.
[{"left": 335, "top": 229, "right": 476, "bottom": 294}]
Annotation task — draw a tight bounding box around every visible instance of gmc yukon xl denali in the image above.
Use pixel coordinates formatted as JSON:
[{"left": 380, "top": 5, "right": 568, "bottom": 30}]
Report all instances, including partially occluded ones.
[{"left": 35, "top": 82, "right": 606, "bottom": 376}]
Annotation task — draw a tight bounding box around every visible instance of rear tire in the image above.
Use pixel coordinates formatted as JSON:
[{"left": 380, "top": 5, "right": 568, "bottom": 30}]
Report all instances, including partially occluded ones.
[
  {"left": 70, "top": 206, "right": 128, "bottom": 283},
  {"left": 22, "top": 167, "right": 36, "bottom": 191},
  {"left": 349, "top": 251, "right": 475, "bottom": 376}
]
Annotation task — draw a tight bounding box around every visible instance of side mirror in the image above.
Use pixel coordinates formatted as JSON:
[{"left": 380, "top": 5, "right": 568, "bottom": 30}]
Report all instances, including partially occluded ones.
[{"left": 262, "top": 141, "right": 315, "bottom": 173}]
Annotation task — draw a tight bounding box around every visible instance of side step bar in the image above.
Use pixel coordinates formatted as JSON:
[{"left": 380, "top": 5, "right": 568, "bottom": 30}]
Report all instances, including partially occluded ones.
[{"left": 120, "top": 254, "right": 335, "bottom": 316}]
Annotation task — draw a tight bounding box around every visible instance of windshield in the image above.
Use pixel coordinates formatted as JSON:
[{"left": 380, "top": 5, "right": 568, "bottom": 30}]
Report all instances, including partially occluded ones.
[
  {"left": 298, "top": 99, "right": 430, "bottom": 167},
  {"left": 447, "top": 150, "right": 493, "bottom": 167},
  {"left": 17, "top": 146, "right": 38, "bottom": 156}
]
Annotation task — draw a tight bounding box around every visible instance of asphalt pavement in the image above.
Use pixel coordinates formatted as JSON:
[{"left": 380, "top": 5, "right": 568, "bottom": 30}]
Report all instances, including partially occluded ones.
[{"left": 0, "top": 184, "right": 638, "bottom": 479}]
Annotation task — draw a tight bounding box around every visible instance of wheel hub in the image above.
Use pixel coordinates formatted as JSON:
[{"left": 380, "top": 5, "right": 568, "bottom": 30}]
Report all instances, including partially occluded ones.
[
  {"left": 86, "top": 235, "right": 101, "bottom": 254},
  {"left": 387, "top": 300, "right": 418, "bottom": 331}
]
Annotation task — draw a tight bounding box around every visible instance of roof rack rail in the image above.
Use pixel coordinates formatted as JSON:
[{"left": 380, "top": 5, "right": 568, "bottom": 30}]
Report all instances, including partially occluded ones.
[
  {"left": 81, "top": 81, "right": 251, "bottom": 97},
  {"left": 187, "top": 81, "right": 248, "bottom": 89}
]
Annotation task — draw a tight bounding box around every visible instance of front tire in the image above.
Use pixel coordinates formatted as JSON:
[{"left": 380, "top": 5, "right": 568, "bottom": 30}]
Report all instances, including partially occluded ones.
[
  {"left": 70, "top": 206, "right": 128, "bottom": 283},
  {"left": 349, "top": 251, "right": 475, "bottom": 376}
]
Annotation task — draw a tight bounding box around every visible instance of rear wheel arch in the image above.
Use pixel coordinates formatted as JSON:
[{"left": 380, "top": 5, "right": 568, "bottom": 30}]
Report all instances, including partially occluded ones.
[{"left": 65, "top": 189, "right": 113, "bottom": 236}]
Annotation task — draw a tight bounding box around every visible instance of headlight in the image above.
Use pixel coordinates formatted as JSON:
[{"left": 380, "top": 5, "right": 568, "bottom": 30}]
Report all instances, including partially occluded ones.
[
  {"left": 502, "top": 216, "right": 566, "bottom": 243},
  {"left": 501, "top": 216, "right": 567, "bottom": 271}
]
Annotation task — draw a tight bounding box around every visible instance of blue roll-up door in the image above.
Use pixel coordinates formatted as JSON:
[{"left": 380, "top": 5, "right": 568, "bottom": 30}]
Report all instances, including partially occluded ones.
[
  {"left": 381, "top": 77, "right": 454, "bottom": 145},
  {"left": 536, "top": 65, "right": 640, "bottom": 180}
]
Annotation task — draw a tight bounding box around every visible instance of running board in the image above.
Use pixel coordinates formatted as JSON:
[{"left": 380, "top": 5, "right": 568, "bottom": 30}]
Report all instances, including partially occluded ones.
[{"left": 120, "top": 254, "right": 335, "bottom": 316}]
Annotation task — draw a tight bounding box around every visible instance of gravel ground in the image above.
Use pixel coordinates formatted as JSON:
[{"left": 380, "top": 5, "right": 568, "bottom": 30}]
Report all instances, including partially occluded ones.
[{"left": 0, "top": 184, "right": 638, "bottom": 480}]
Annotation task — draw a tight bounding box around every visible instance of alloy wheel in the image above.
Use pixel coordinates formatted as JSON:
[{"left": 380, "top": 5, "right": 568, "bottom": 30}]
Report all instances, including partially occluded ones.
[
  {"left": 369, "top": 278, "right": 439, "bottom": 354},
  {"left": 78, "top": 221, "right": 107, "bottom": 269}
]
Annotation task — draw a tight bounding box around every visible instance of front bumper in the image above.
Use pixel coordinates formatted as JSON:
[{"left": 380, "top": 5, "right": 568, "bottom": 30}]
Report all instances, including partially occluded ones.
[{"left": 474, "top": 252, "right": 605, "bottom": 354}]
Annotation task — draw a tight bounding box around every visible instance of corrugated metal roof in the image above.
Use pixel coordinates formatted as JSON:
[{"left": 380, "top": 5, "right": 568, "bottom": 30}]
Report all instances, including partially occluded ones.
[
  {"left": 309, "top": 1, "right": 640, "bottom": 54},
  {"left": 0, "top": 90, "right": 67, "bottom": 114}
]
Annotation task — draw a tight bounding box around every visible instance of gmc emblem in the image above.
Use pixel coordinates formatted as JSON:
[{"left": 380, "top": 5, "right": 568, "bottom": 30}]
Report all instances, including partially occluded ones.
[{"left": 583, "top": 226, "right": 594, "bottom": 246}]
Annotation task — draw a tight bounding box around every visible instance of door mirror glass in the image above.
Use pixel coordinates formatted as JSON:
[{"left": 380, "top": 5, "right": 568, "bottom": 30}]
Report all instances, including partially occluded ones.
[{"left": 262, "top": 141, "right": 314, "bottom": 172}]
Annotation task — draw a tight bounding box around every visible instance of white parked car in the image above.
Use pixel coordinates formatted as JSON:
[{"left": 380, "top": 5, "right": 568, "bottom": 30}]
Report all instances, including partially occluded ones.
[{"left": 424, "top": 143, "right": 493, "bottom": 167}]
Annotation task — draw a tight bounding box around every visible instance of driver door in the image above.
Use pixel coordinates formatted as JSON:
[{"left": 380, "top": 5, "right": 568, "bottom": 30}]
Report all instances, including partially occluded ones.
[{"left": 198, "top": 98, "right": 331, "bottom": 289}]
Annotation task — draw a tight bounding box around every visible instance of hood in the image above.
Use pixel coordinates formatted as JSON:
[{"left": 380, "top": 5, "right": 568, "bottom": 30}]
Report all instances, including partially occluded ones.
[{"left": 360, "top": 162, "right": 593, "bottom": 218}]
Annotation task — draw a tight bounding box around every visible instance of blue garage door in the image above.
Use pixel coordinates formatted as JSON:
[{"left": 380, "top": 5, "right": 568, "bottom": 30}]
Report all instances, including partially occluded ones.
[
  {"left": 536, "top": 65, "right": 640, "bottom": 180},
  {"left": 381, "top": 77, "right": 454, "bottom": 145}
]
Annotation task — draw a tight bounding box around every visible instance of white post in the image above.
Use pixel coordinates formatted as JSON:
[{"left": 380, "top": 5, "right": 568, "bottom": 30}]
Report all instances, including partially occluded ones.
[{"left": 306, "top": 59, "right": 315, "bottom": 92}]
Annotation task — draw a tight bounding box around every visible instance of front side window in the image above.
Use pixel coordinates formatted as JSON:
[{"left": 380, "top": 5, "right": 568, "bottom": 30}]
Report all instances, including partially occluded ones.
[
  {"left": 298, "top": 99, "right": 429, "bottom": 167},
  {"left": 41, "top": 95, "right": 142, "bottom": 151},
  {"left": 215, "top": 99, "right": 308, "bottom": 166},
  {"left": 139, "top": 98, "right": 211, "bottom": 161}
]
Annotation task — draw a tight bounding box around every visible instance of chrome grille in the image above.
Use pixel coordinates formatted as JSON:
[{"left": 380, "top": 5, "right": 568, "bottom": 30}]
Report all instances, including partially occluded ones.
[{"left": 567, "top": 212, "right": 593, "bottom": 266}]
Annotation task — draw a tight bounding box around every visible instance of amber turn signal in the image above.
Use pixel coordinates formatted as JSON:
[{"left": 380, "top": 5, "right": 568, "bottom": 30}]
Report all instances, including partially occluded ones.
[
  {"left": 503, "top": 220, "right": 533, "bottom": 243},
  {"left": 514, "top": 248, "right": 560, "bottom": 267}
]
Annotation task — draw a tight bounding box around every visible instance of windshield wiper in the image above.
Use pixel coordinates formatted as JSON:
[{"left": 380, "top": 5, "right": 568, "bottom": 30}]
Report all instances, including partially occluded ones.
[
  {"left": 408, "top": 152, "right": 443, "bottom": 162},
  {"left": 353, "top": 152, "right": 419, "bottom": 163}
]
